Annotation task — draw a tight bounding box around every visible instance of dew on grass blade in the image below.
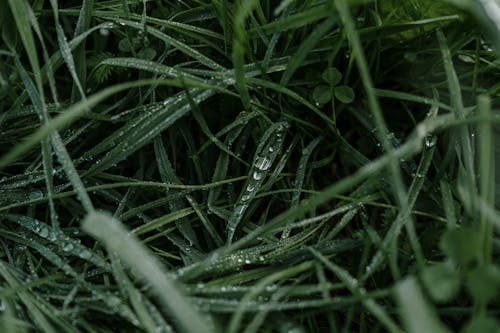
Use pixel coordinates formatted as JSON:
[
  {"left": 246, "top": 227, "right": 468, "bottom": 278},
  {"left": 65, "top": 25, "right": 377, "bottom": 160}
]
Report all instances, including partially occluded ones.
[
  {"left": 38, "top": 227, "right": 49, "bottom": 239},
  {"left": 28, "top": 189, "right": 43, "bottom": 200},
  {"left": 425, "top": 135, "right": 437, "bottom": 148},
  {"left": 254, "top": 156, "right": 272, "bottom": 171},
  {"left": 226, "top": 121, "right": 289, "bottom": 242},
  {"left": 252, "top": 171, "right": 263, "bottom": 181},
  {"left": 99, "top": 28, "right": 110, "bottom": 36},
  {"left": 62, "top": 242, "right": 74, "bottom": 252}
]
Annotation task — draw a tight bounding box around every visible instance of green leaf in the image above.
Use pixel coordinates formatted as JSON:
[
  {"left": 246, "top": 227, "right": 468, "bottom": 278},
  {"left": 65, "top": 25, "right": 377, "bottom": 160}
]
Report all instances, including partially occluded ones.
[
  {"left": 466, "top": 264, "right": 500, "bottom": 304},
  {"left": 138, "top": 47, "right": 157, "bottom": 60},
  {"left": 439, "top": 227, "right": 480, "bottom": 267},
  {"left": 7, "top": 0, "right": 42, "bottom": 89},
  {"left": 421, "top": 262, "right": 460, "bottom": 303},
  {"left": 118, "top": 37, "right": 141, "bottom": 53},
  {"left": 313, "top": 85, "right": 332, "bottom": 104},
  {"left": 322, "top": 67, "right": 342, "bottom": 85},
  {"left": 334, "top": 85, "right": 355, "bottom": 104}
]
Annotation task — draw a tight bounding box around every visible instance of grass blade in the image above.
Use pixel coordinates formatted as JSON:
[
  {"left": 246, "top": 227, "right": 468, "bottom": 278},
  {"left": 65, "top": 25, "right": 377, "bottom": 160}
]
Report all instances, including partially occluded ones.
[{"left": 82, "top": 211, "right": 215, "bottom": 333}]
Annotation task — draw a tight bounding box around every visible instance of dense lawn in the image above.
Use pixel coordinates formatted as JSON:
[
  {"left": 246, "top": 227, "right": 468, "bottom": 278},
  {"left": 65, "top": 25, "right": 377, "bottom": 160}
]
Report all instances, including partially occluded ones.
[{"left": 0, "top": 1, "right": 499, "bottom": 332}]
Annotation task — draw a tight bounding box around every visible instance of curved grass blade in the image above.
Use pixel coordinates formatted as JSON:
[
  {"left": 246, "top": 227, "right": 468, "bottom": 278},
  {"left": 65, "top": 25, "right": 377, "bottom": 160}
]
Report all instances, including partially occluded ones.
[
  {"left": 6, "top": 0, "right": 42, "bottom": 90},
  {"left": 82, "top": 211, "right": 215, "bottom": 333},
  {"left": 227, "top": 122, "right": 289, "bottom": 243},
  {"left": 395, "top": 277, "right": 451, "bottom": 333},
  {"left": 48, "top": 0, "right": 86, "bottom": 100},
  {"left": 154, "top": 137, "right": 199, "bottom": 247},
  {"left": 0, "top": 79, "right": 191, "bottom": 169},
  {"left": 232, "top": 0, "right": 260, "bottom": 111},
  {"left": 85, "top": 88, "right": 216, "bottom": 175},
  {"left": 112, "top": 18, "right": 224, "bottom": 71},
  {"left": 71, "top": 0, "right": 94, "bottom": 101},
  {"left": 2, "top": 214, "right": 108, "bottom": 269},
  {"left": 281, "top": 137, "right": 323, "bottom": 239},
  {"left": 310, "top": 247, "right": 401, "bottom": 333}
]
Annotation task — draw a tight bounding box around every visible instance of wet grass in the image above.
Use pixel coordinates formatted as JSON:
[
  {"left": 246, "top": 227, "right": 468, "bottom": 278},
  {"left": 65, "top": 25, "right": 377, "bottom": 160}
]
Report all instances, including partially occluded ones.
[{"left": 0, "top": 0, "right": 499, "bottom": 332}]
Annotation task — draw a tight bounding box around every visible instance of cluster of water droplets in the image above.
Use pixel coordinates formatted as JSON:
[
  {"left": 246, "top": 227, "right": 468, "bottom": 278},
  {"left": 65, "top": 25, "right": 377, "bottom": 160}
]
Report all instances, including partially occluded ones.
[
  {"left": 423, "top": 107, "right": 439, "bottom": 149},
  {"left": 424, "top": 135, "right": 437, "bottom": 148},
  {"left": 5, "top": 215, "right": 108, "bottom": 268},
  {"left": 227, "top": 122, "right": 289, "bottom": 242},
  {"left": 0, "top": 172, "right": 45, "bottom": 190}
]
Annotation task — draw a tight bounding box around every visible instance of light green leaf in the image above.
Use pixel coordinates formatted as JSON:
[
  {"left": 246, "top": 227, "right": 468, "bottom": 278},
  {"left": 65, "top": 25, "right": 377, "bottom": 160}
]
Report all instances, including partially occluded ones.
[
  {"left": 313, "top": 85, "right": 332, "bottom": 104},
  {"left": 421, "top": 262, "right": 460, "bottom": 303},
  {"left": 334, "top": 85, "right": 355, "bottom": 103},
  {"left": 322, "top": 67, "right": 342, "bottom": 85}
]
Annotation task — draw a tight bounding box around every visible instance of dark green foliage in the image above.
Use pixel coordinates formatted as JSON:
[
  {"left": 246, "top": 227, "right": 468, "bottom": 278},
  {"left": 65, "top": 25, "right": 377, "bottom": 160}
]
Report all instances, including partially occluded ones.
[{"left": 0, "top": 1, "right": 499, "bottom": 332}]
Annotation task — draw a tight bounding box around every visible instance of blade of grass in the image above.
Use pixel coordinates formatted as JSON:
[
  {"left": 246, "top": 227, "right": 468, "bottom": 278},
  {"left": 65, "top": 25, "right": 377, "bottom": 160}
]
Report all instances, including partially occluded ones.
[
  {"left": 82, "top": 211, "right": 215, "bottom": 333},
  {"left": 394, "top": 277, "right": 452, "bottom": 333},
  {"left": 477, "top": 95, "right": 495, "bottom": 263},
  {"left": 334, "top": 0, "right": 423, "bottom": 268},
  {"left": 309, "top": 247, "right": 402, "bottom": 333}
]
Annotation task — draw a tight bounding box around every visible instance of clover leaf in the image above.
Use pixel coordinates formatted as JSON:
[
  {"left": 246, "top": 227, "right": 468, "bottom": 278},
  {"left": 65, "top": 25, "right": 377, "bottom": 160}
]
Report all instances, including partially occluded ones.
[{"left": 313, "top": 67, "right": 355, "bottom": 105}]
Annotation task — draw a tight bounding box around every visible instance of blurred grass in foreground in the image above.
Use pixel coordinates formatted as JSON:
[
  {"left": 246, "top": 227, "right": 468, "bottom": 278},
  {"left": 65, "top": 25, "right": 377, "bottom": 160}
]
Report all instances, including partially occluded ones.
[{"left": 0, "top": 0, "right": 499, "bottom": 332}]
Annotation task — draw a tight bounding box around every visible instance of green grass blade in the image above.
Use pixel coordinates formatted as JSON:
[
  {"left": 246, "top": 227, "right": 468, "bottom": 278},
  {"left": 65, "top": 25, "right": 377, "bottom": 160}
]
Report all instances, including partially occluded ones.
[
  {"left": 82, "top": 211, "right": 215, "bottom": 333},
  {"left": 395, "top": 277, "right": 452, "bottom": 333}
]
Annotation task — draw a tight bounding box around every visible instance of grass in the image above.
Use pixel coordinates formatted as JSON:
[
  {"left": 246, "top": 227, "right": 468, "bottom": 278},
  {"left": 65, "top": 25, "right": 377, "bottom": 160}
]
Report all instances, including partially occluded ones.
[{"left": 0, "top": 0, "right": 499, "bottom": 332}]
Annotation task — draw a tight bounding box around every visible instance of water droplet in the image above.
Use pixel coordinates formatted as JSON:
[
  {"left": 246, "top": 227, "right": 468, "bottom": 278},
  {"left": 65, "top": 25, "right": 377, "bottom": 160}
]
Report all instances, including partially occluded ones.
[
  {"left": 241, "top": 194, "right": 251, "bottom": 201},
  {"left": 246, "top": 184, "right": 256, "bottom": 192},
  {"left": 49, "top": 231, "right": 57, "bottom": 242},
  {"left": 458, "top": 54, "right": 475, "bottom": 63},
  {"left": 62, "top": 242, "right": 74, "bottom": 252},
  {"left": 253, "top": 171, "right": 263, "bottom": 180},
  {"left": 99, "top": 28, "right": 110, "bottom": 36},
  {"left": 234, "top": 204, "right": 246, "bottom": 216},
  {"left": 39, "top": 227, "right": 49, "bottom": 238},
  {"left": 254, "top": 156, "right": 272, "bottom": 171},
  {"left": 424, "top": 135, "right": 437, "bottom": 148},
  {"left": 265, "top": 284, "right": 277, "bottom": 292},
  {"left": 78, "top": 249, "right": 92, "bottom": 259},
  {"left": 481, "top": 40, "right": 493, "bottom": 52},
  {"left": 29, "top": 190, "right": 43, "bottom": 200}
]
